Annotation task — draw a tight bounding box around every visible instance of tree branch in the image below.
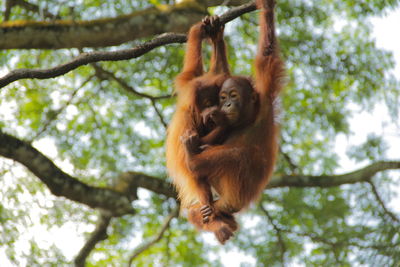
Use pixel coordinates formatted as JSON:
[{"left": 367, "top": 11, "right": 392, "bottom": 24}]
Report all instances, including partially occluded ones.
[
  {"left": 74, "top": 213, "right": 112, "bottom": 267},
  {"left": 5, "top": 0, "right": 59, "bottom": 21},
  {"left": 127, "top": 206, "right": 179, "bottom": 266},
  {"left": 259, "top": 203, "right": 400, "bottom": 253},
  {"left": 2, "top": 130, "right": 398, "bottom": 213},
  {"left": 4, "top": 0, "right": 13, "bottom": 21},
  {"left": 118, "top": 172, "right": 177, "bottom": 199},
  {"left": 368, "top": 181, "right": 400, "bottom": 223},
  {"left": 91, "top": 64, "right": 169, "bottom": 128},
  {"left": 206, "top": 0, "right": 250, "bottom": 6},
  {"left": 282, "top": 228, "right": 400, "bottom": 250},
  {"left": 0, "top": 1, "right": 256, "bottom": 89},
  {"left": 96, "top": 162, "right": 400, "bottom": 200},
  {"left": 34, "top": 75, "right": 93, "bottom": 140},
  {"left": 0, "top": 131, "right": 135, "bottom": 216},
  {"left": 218, "top": 0, "right": 256, "bottom": 24},
  {"left": 268, "top": 161, "right": 400, "bottom": 188},
  {"left": 0, "top": 3, "right": 205, "bottom": 49},
  {"left": 0, "top": 33, "right": 185, "bottom": 89},
  {"left": 150, "top": 99, "right": 169, "bottom": 129},
  {"left": 0, "top": 1, "right": 254, "bottom": 50},
  {"left": 279, "top": 146, "right": 299, "bottom": 175},
  {"left": 92, "top": 64, "right": 171, "bottom": 101},
  {"left": 259, "top": 203, "right": 286, "bottom": 265}
]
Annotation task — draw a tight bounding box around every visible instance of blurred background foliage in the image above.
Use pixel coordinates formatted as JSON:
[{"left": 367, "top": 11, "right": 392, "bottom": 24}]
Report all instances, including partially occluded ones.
[{"left": 0, "top": 0, "right": 399, "bottom": 266}]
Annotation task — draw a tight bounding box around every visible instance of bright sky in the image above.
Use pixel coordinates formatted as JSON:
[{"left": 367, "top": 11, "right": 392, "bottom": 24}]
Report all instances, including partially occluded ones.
[
  {"left": 1, "top": 6, "right": 400, "bottom": 267},
  {"left": 372, "top": 9, "right": 400, "bottom": 74},
  {"left": 335, "top": 8, "right": 400, "bottom": 172}
]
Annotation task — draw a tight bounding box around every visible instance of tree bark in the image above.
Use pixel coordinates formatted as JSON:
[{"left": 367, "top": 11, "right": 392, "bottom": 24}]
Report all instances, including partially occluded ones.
[
  {"left": 1, "top": 131, "right": 399, "bottom": 210},
  {"left": 0, "top": 131, "right": 135, "bottom": 216},
  {"left": 0, "top": 0, "right": 251, "bottom": 49},
  {"left": 268, "top": 161, "right": 400, "bottom": 188},
  {"left": 74, "top": 213, "right": 112, "bottom": 267}
]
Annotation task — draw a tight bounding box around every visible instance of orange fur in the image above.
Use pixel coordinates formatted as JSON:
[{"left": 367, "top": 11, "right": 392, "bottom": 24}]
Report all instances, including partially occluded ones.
[
  {"left": 166, "top": 21, "right": 230, "bottom": 209},
  {"left": 166, "top": 1, "right": 285, "bottom": 244}
]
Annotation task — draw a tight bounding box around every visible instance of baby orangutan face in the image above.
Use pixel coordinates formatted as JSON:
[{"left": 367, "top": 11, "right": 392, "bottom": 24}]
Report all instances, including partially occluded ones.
[{"left": 219, "top": 77, "right": 258, "bottom": 126}]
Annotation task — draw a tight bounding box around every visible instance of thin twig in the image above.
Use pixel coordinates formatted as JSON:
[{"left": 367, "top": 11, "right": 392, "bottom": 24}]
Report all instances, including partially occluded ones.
[
  {"left": 259, "top": 203, "right": 286, "bottom": 266},
  {"left": 91, "top": 64, "right": 170, "bottom": 128},
  {"left": 150, "top": 99, "right": 168, "bottom": 129},
  {"left": 279, "top": 147, "right": 299, "bottom": 174},
  {"left": 127, "top": 206, "right": 179, "bottom": 266},
  {"left": 368, "top": 181, "right": 399, "bottom": 223},
  {"left": 34, "top": 75, "right": 94, "bottom": 140},
  {"left": 91, "top": 64, "right": 171, "bottom": 100},
  {"left": 279, "top": 136, "right": 300, "bottom": 174},
  {"left": 282, "top": 228, "right": 400, "bottom": 250}
]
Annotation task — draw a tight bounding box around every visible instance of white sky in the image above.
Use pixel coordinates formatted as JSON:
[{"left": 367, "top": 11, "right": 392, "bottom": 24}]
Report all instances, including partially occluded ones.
[
  {"left": 371, "top": 10, "right": 400, "bottom": 74},
  {"left": 335, "top": 9, "right": 400, "bottom": 171},
  {"left": 1, "top": 6, "right": 400, "bottom": 267}
]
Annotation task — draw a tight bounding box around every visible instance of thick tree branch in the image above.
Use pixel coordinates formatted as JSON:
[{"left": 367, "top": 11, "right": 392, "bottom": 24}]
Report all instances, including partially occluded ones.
[
  {"left": 0, "top": 131, "right": 134, "bottom": 216},
  {"left": 2, "top": 130, "right": 398, "bottom": 214},
  {"left": 268, "top": 161, "right": 400, "bottom": 188},
  {"left": 0, "top": 1, "right": 256, "bottom": 89},
  {"left": 0, "top": 3, "right": 205, "bottom": 49},
  {"left": 74, "top": 213, "right": 112, "bottom": 267},
  {"left": 118, "top": 172, "right": 177, "bottom": 199},
  {"left": 104, "top": 162, "right": 400, "bottom": 198},
  {"left": 0, "top": 1, "right": 253, "bottom": 49},
  {"left": 127, "top": 207, "right": 179, "bottom": 266}
]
